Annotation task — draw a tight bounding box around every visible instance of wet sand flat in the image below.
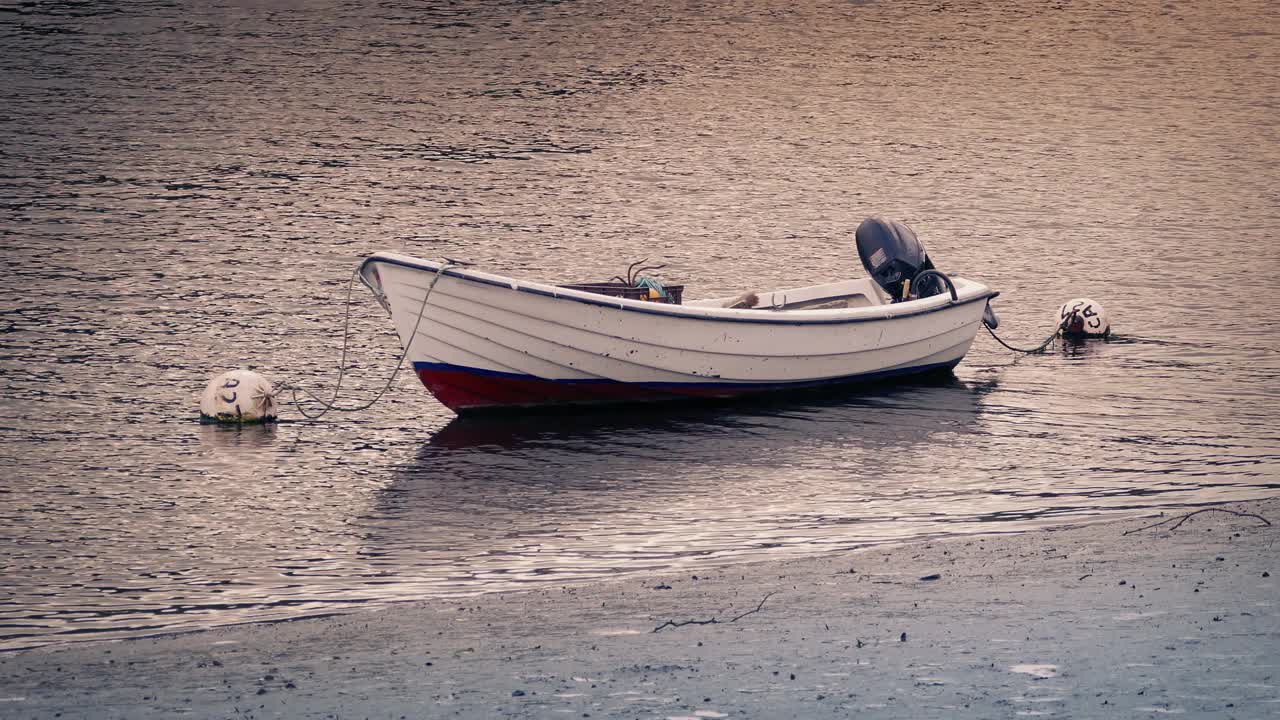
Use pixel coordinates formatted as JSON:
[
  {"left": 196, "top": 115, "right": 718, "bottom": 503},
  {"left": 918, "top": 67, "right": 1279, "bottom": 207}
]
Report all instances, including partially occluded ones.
[{"left": 4, "top": 500, "right": 1277, "bottom": 719}]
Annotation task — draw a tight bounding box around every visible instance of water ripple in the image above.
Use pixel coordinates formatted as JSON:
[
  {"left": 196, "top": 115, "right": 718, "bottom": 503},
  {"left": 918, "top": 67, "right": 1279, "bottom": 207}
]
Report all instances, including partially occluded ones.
[{"left": 1, "top": 0, "right": 1277, "bottom": 651}]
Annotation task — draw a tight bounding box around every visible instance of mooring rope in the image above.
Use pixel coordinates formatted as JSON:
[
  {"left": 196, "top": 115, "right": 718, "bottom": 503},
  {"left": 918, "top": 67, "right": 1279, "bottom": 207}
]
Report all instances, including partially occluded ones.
[
  {"left": 983, "top": 316, "right": 1069, "bottom": 354},
  {"left": 277, "top": 261, "right": 453, "bottom": 419}
]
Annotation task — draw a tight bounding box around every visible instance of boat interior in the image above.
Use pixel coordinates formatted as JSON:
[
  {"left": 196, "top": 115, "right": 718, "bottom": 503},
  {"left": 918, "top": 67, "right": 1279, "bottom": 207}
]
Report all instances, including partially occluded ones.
[{"left": 685, "top": 277, "right": 890, "bottom": 311}]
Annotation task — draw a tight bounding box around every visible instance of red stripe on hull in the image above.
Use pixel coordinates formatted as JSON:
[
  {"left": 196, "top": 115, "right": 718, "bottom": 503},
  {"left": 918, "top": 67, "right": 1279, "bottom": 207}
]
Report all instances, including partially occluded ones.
[
  {"left": 417, "top": 367, "right": 743, "bottom": 412},
  {"left": 416, "top": 360, "right": 962, "bottom": 413}
]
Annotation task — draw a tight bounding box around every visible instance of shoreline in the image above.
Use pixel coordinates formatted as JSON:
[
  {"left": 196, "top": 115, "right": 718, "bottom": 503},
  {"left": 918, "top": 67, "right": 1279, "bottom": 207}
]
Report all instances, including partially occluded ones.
[
  {"left": 1, "top": 505, "right": 1190, "bottom": 656},
  {"left": 4, "top": 499, "right": 1277, "bottom": 718}
]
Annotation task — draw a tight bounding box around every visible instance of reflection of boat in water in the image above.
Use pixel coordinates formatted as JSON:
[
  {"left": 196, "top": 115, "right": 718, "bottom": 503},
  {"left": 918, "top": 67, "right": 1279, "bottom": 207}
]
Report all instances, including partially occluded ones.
[
  {"left": 358, "top": 218, "right": 998, "bottom": 413},
  {"left": 422, "top": 374, "right": 988, "bottom": 455},
  {"left": 352, "top": 378, "right": 991, "bottom": 596},
  {"left": 385, "top": 376, "right": 990, "bottom": 511}
]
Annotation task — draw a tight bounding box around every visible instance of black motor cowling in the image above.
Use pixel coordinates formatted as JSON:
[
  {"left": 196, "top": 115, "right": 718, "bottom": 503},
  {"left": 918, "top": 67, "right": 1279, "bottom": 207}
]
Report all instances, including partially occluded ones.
[{"left": 855, "top": 217, "right": 943, "bottom": 302}]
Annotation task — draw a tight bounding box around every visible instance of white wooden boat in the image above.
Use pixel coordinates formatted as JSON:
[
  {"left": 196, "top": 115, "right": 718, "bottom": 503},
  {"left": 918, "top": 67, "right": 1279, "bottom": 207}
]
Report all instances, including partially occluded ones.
[{"left": 358, "top": 219, "right": 998, "bottom": 413}]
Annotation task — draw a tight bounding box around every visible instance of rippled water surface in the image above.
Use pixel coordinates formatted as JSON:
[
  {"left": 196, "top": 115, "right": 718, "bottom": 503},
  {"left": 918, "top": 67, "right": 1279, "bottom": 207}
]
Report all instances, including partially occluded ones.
[{"left": 2, "top": 0, "right": 1278, "bottom": 651}]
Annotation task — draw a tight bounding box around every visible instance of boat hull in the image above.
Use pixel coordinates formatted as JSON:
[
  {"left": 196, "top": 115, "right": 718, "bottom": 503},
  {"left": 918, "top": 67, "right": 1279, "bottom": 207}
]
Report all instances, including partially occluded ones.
[
  {"left": 360, "top": 253, "right": 996, "bottom": 413},
  {"left": 414, "top": 358, "right": 963, "bottom": 412}
]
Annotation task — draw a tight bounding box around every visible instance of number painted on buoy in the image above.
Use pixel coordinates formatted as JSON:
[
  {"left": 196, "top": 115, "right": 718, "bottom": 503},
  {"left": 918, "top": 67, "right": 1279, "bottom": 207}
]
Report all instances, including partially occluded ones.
[
  {"left": 200, "top": 370, "right": 277, "bottom": 424},
  {"left": 1057, "top": 298, "right": 1111, "bottom": 338}
]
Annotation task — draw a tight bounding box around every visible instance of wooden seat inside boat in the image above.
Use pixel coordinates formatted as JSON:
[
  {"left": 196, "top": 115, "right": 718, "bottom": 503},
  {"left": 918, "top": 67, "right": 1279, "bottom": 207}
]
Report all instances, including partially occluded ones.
[{"left": 685, "top": 277, "right": 887, "bottom": 311}]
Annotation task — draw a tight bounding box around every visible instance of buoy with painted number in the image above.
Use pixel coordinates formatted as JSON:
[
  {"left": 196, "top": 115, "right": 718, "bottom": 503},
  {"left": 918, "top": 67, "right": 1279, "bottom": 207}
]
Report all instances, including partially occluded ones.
[
  {"left": 199, "top": 369, "right": 277, "bottom": 424},
  {"left": 1058, "top": 298, "right": 1110, "bottom": 339}
]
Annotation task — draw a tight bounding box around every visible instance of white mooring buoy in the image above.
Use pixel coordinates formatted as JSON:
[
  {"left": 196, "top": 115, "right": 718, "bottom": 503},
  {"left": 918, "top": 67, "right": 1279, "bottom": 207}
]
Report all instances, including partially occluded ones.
[
  {"left": 1058, "top": 298, "right": 1110, "bottom": 339},
  {"left": 200, "top": 369, "right": 278, "bottom": 424}
]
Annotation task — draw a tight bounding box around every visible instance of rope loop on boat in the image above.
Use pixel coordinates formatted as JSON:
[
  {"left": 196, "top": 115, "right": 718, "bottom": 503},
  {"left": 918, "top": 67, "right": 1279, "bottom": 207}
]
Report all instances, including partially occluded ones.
[
  {"left": 276, "top": 260, "right": 453, "bottom": 419},
  {"left": 909, "top": 269, "right": 958, "bottom": 303},
  {"left": 983, "top": 315, "right": 1069, "bottom": 354}
]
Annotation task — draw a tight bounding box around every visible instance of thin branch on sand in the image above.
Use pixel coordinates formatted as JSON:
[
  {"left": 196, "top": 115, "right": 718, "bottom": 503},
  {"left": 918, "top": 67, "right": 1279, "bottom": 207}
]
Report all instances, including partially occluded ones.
[
  {"left": 1122, "top": 508, "right": 1271, "bottom": 536},
  {"left": 652, "top": 592, "right": 776, "bottom": 633}
]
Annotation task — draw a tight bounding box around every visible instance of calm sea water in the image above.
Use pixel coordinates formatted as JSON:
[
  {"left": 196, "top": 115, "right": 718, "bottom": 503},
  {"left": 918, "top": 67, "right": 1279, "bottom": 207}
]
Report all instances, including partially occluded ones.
[{"left": 1, "top": 0, "right": 1277, "bottom": 651}]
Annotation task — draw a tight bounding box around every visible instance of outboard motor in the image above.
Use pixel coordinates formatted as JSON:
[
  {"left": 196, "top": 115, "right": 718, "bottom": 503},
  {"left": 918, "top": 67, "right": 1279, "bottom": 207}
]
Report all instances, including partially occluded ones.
[{"left": 855, "top": 217, "right": 945, "bottom": 302}]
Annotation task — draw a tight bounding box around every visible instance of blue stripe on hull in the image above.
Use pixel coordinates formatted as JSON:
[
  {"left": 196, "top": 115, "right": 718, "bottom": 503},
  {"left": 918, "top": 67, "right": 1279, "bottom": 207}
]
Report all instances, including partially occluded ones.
[{"left": 412, "top": 359, "right": 961, "bottom": 389}]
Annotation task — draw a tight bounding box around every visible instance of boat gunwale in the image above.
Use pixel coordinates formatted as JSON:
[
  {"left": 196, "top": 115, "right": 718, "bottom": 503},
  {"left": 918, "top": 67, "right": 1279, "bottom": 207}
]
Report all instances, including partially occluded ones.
[{"left": 361, "top": 252, "right": 999, "bottom": 327}]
